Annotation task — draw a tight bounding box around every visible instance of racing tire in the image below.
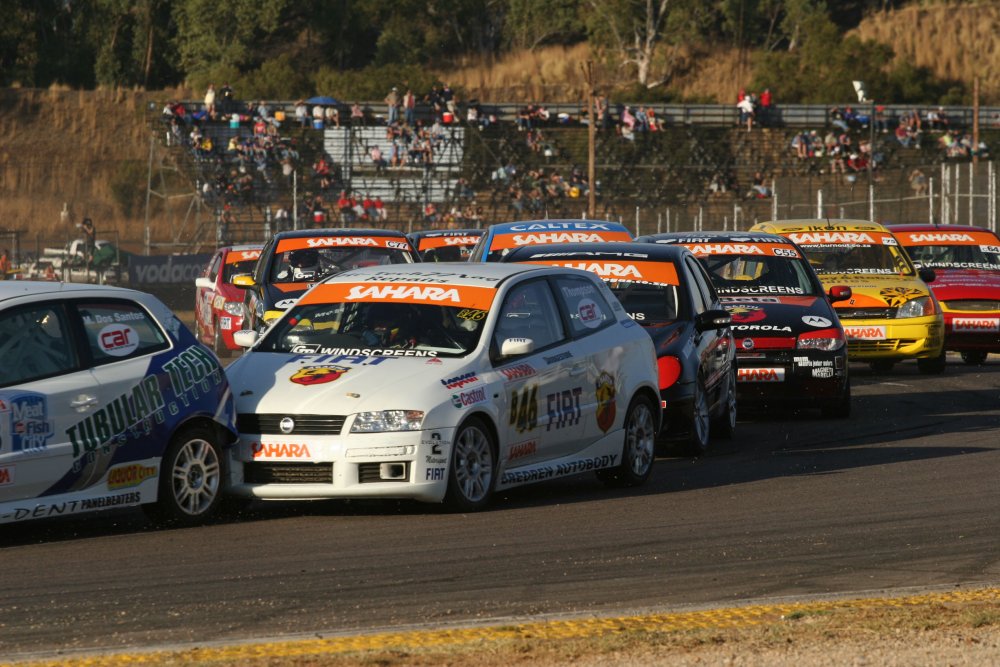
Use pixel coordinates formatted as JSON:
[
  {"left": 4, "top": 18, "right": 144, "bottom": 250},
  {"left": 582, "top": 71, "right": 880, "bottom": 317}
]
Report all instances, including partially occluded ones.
[
  {"left": 961, "top": 351, "right": 988, "bottom": 365},
  {"left": 444, "top": 417, "right": 496, "bottom": 512},
  {"left": 680, "top": 379, "right": 711, "bottom": 457},
  {"left": 821, "top": 377, "right": 852, "bottom": 419},
  {"left": 869, "top": 360, "right": 895, "bottom": 373},
  {"left": 917, "top": 351, "right": 947, "bottom": 375},
  {"left": 710, "top": 370, "right": 737, "bottom": 440},
  {"left": 597, "top": 395, "right": 656, "bottom": 488},
  {"left": 143, "top": 424, "right": 225, "bottom": 526}
]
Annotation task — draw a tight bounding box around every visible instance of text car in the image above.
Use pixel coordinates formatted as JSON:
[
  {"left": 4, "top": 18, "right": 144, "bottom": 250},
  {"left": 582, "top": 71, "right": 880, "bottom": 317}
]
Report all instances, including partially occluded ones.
[
  {"left": 225, "top": 264, "right": 661, "bottom": 510},
  {"left": 194, "top": 244, "right": 262, "bottom": 356},
  {"left": 751, "top": 219, "right": 945, "bottom": 374},
  {"left": 891, "top": 224, "right": 1000, "bottom": 365},
  {"left": 468, "top": 219, "right": 634, "bottom": 262},
  {"left": 503, "top": 242, "right": 735, "bottom": 455},
  {"left": 408, "top": 229, "right": 485, "bottom": 262},
  {"left": 234, "top": 228, "right": 418, "bottom": 332},
  {"left": 0, "top": 282, "right": 237, "bottom": 526},
  {"left": 638, "top": 232, "right": 851, "bottom": 418}
]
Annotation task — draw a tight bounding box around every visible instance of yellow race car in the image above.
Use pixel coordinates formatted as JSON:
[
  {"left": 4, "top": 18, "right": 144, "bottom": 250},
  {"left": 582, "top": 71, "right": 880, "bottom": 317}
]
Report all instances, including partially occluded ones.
[{"left": 750, "top": 219, "right": 945, "bottom": 373}]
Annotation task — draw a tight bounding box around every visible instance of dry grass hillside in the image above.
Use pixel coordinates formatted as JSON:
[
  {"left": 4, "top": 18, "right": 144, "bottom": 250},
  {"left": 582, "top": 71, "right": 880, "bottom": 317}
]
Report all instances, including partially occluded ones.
[{"left": 0, "top": 2, "right": 995, "bottom": 247}]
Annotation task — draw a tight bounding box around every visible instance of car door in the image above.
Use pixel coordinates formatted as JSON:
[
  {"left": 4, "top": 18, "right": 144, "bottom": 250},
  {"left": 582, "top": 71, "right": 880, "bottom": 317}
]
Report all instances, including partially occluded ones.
[
  {"left": 197, "top": 250, "right": 224, "bottom": 340},
  {"left": 0, "top": 300, "right": 98, "bottom": 507},
  {"left": 685, "top": 255, "right": 732, "bottom": 395},
  {"left": 492, "top": 277, "right": 581, "bottom": 467}
]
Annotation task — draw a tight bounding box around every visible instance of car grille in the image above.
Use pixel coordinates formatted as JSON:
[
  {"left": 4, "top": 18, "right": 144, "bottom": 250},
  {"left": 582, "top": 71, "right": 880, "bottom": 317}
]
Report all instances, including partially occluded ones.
[
  {"left": 236, "top": 413, "right": 346, "bottom": 435},
  {"left": 848, "top": 339, "right": 918, "bottom": 353},
  {"left": 244, "top": 462, "right": 334, "bottom": 484},
  {"left": 942, "top": 299, "right": 1000, "bottom": 312},
  {"left": 836, "top": 307, "right": 896, "bottom": 319},
  {"left": 358, "top": 462, "right": 411, "bottom": 483}
]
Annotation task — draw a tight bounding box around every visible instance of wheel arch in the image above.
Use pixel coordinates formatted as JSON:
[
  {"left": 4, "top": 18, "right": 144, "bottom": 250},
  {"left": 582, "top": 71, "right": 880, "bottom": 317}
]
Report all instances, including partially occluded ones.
[{"left": 631, "top": 384, "right": 662, "bottom": 432}]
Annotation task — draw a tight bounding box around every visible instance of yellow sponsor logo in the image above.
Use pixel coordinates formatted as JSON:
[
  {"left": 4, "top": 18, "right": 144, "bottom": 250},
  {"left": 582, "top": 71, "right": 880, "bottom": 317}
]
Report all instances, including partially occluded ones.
[{"left": 107, "top": 464, "right": 157, "bottom": 490}]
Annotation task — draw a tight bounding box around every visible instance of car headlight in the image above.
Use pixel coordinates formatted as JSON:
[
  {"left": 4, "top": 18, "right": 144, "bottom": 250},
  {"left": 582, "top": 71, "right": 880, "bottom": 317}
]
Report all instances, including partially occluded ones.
[
  {"left": 350, "top": 410, "right": 425, "bottom": 433},
  {"left": 896, "top": 296, "right": 934, "bottom": 318},
  {"left": 223, "top": 302, "right": 244, "bottom": 316},
  {"left": 797, "top": 327, "right": 845, "bottom": 351}
]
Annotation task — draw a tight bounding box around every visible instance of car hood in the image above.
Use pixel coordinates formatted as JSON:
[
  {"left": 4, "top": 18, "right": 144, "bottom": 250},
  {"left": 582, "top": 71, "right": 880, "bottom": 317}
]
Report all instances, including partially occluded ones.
[
  {"left": 819, "top": 273, "right": 932, "bottom": 309},
  {"left": 227, "top": 352, "right": 476, "bottom": 417},
  {"left": 722, "top": 295, "right": 836, "bottom": 336},
  {"left": 924, "top": 268, "right": 1000, "bottom": 301},
  {"left": 264, "top": 282, "right": 310, "bottom": 311}
]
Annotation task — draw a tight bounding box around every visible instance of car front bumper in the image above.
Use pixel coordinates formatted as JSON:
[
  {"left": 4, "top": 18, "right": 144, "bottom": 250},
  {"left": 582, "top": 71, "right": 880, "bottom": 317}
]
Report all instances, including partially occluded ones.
[{"left": 839, "top": 315, "right": 943, "bottom": 360}]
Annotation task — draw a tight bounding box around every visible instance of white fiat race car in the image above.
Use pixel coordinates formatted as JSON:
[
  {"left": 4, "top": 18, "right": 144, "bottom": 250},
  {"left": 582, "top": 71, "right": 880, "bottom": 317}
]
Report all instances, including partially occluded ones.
[{"left": 226, "top": 263, "right": 661, "bottom": 511}]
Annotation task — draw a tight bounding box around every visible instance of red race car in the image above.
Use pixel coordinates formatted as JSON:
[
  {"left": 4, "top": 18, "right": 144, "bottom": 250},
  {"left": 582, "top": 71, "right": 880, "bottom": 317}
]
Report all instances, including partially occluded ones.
[
  {"left": 195, "top": 244, "right": 263, "bottom": 356},
  {"left": 891, "top": 224, "right": 1000, "bottom": 364}
]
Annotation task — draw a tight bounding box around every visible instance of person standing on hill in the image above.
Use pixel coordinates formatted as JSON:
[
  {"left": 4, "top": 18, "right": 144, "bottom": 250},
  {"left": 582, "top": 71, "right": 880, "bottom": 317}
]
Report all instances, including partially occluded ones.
[
  {"left": 403, "top": 88, "right": 416, "bottom": 127},
  {"left": 79, "top": 217, "right": 96, "bottom": 266},
  {"left": 759, "top": 88, "right": 773, "bottom": 127},
  {"left": 204, "top": 83, "right": 216, "bottom": 118},
  {"left": 385, "top": 87, "right": 400, "bottom": 126}
]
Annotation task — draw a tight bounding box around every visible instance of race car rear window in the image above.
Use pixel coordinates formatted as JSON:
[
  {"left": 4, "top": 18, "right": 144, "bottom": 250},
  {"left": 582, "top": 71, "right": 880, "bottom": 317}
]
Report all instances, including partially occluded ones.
[
  {"left": 0, "top": 302, "right": 79, "bottom": 387},
  {"left": 75, "top": 300, "right": 170, "bottom": 366}
]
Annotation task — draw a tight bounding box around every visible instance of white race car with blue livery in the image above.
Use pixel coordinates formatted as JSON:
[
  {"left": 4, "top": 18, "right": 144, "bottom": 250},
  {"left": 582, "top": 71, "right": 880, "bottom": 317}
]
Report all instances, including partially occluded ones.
[
  {"left": 0, "top": 282, "right": 237, "bottom": 526},
  {"left": 226, "top": 263, "right": 661, "bottom": 511}
]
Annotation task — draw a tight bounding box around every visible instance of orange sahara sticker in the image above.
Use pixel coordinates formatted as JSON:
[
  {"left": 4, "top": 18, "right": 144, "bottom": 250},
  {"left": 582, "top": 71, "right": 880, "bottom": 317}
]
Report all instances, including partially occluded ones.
[
  {"left": 275, "top": 236, "right": 412, "bottom": 253},
  {"left": 418, "top": 235, "right": 483, "bottom": 250},
  {"left": 897, "top": 231, "right": 1000, "bottom": 246},
  {"left": 526, "top": 260, "right": 680, "bottom": 285},
  {"left": 681, "top": 242, "right": 801, "bottom": 258},
  {"left": 226, "top": 249, "right": 262, "bottom": 263},
  {"left": 490, "top": 230, "right": 633, "bottom": 250},
  {"left": 786, "top": 231, "right": 897, "bottom": 246},
  {"left": 302, "top": 282, "right": 497, "bottom": 310}
]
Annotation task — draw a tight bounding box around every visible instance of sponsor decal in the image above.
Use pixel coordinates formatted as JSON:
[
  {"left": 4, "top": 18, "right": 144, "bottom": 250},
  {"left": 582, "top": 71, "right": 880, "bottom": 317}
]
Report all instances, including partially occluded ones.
[
  {"left": 305, "top": 282, "right": 496, "bottom": 311},
  {"left": 452, "top": 386, "right": 488, "bottom": 408},
  {"left": 595, "top": 372, "right": 617, "bottom": 433},
  {"left": 509, "top": 385, "right": 538, "bottom": 433},
  {"left": 543, "top": 351, "right": 573, "bottom": 364},
  {"left": 844, "top": 325, "right": 887, "bottom": 340},
  {"left": 97, "top": 324, "right": 139, "bottom": 357},
  {"left": 385, "top": 240, "right": 411, "bottom": 250},
  {"left": 227, "top": 249, "right": 262, "bottom": 263},
  {"left": 723, "top": 296, "right": 781, "bottom": 304},
  {"left": 425, "top": 467, "right": 446, "bottom": 481},
  {"left": 251, "top": 442, "right": 312, "bottom": 459},
  {"left": 0, "top": 393, "right": 54, "bottom": 454},
  {"left": 304, "top": 237, "right": 378, "bottom": 248},
  {"left": 130, "top": 253, "right": 212, "bottom": 285},
  {"left": 456, "top": 308, "right": 488, "bottom": 321},
  {"left": 793, "top": 357, "right": 834, "bottom": 368},
  {"left": 420, "top": 235, "right": 483, "bottom": 249},
  {"left": 952, "top": 317, "right": 1000, "bottom": 332},
  {"left": 275, "top": 298, "right": 298, "bottom": 309},
  {"left": 290, "top": 365, "right": 350, "bottom": 385},
  {"left": 529, "top": 260, "right": 680, "bottom": 286},
  {"left": 441, "top": 372, "right": 480, "bottom": 390},
  {"left": 737, "top": 368, "right": 785, "bottom": 382},
  {"left": 903, "top": 232, "right": 978, "bottom": 244},
  {"left": 499, "top": 454, "right": 619, "bottom": 485},
  {"left": 802, "top": 315, "right": 833, "bottom": 327},
  {"left": 728, "top": 305, "right": 767, "bottom": 323},
  {"left": 297, "top": 347, "right": 437, "bottom": 357},
  {"left": 733, "top": 324, "right": 792, "bottom": 332},
  {"left": 220, "top": 316, "right": 233, "bottom": 330},
  {"left": 546, "top": 387, "right": 582, "bottom": 431},
  {"left": 578, "top": 298, "right": 604, "bottom": 328},
  {"left": 0, "top": 465, "right": 13, "bottom": 486},
  {"left": 880, "top": 287, "right": 924, "bottom": 307},
  {"left": 492, "top": 231, "right": 633, "bottom": 249},
  {"left": 1, "top": 493, "right": 143, "bottom": 523},
  {"left": 500, "top": 363, "right": 538, "bottom": 382},
  {"left": 509, "top": 222, "right": 615, "bottom": 232},
  {"left": 812, "top": 367, "right": 835, "bottom": 378},
  {"left": 107, "top": 464, "right": 157, "bottom": 490},
  {"left": 772, "top": 247, "right": 799, "bottom": 258},
  {"left": 508, "top": 439, "right": 537, "bottom": 461},
  {"left": 426, "top": 357, "right": 442, "bottom": 364},
  {"left": 787, "top": 232, "right": 878, "bottom": 245},
  {"left": 717, "top": 285, "right": 805, "bottom": 295}
]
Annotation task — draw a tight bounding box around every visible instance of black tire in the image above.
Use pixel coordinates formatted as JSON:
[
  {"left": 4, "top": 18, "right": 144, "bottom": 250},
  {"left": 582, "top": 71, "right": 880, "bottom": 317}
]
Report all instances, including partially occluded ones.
[
  {"left": 961, "top": 351, "right": 988, "bottom": 365},
  {"left": 144, "top": 424, "right": 225, "bottom": 525},
  {"left": 869, "top": 360, "right": 895, "bottom": 373},
  {"left": 821, "top": 377, "right": 852, "bottom": 418},
  {"left": 680, "top": 379, "right": 711, "bottom": 457},
  {"left": 711, "top": 369, "right": 737, "bottom": 440},
  {"left": 917, "top": 351, "right": 947, "bottom": 375},
  {"left": 444, "top": 417, "right": 496, "bottom": 512},
  {"left": 597, "top": 395, "right": 656, "bottom": 488}
]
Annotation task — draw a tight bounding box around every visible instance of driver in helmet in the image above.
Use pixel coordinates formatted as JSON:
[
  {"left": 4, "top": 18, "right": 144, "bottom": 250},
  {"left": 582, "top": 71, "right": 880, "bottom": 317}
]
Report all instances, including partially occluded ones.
[
  {"left": 360, "top": 303, "right": 418, "bottom": 348},
  {"left": 278, "top": 248, "right": 320, "bottom": 281}
]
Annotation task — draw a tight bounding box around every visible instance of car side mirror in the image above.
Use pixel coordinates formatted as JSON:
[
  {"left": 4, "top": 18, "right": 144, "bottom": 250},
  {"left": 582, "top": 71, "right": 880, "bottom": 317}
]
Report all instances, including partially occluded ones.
[
  {"left": 195, "top": 277, "right": 215, "bottom": 290},
  {"left": 232, "top": 274, "right": 256, "bottom": 288},
  {"left": 695, "top": 309, "right": 731, "bottom": 331},
  {"left": 501, "top": 337, "right": 534, "bottom": 357},
  {"left": 918, "top": 267, "right": 936, "bottom": 284},
  {"left": 828, "top": 285, "right": 852, "bottom": 302},
  {"left": 233, "top": 330, "right": 258, "bottom": 348}
]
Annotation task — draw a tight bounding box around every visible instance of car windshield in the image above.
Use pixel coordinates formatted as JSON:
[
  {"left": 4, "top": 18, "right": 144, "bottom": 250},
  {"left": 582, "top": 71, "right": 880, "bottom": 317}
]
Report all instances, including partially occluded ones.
[
  {"left": 799, "top": 243, "right": 913, "bottom": 275},
  {"left": 607, "top": 282, "right": 680, "bottom": 324},
  {"left": 905, "top": 243, "right": 1000, "bottom": 271},
  {"left": 255, "top": 300, "right": 488, "bottom": 358},
  {"left": 269, "top": 246, "right": 413, "bottom": 284},
  {"left": 223, "top": 259, "right": 258, "bottom": 282},
  {"left": 699, "top": 254, "right": 819, "bottom": 296}
]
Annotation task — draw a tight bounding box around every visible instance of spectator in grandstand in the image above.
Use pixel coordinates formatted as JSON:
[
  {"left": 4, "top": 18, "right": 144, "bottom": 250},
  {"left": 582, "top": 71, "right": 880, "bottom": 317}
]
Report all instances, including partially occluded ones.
[
  {"left": 274, "top": 205, "right": 291, "bottom": 232},
  {"left": 759, "top": 88, "right": 773, "bottom": 127},
  {"left": 337, "top": 191, "right": 354, "bottom": 224},
  {"left": 441, "top": 83, "right": 456, "bottom": 115},
  {"left": 750, "top": 171, "right": 771, "bottom": 198},
  {"left": 219, "top": 83, "right": 234, "bottom": 114},
  {"left": 204, "top": 84, "right": 216, "bottom": 118},
  {"left": 312, "top": 103, "right": 325, "bottom": 129},
  {"left": 385, "top": 86, "right": 400, "bottom": 126},
  {"left": 737, "top": 95, "right": 756, "bottom": 131},
  {"left": 791, "top": 131, "right": 809, "bottom": 159},
  {"left": 374, "top": 196, "right": 388, "bottom": 222},
  {"left": 927, "top": 106, "right": 949, "bottom": 131},
  {"left": 0, "top": 248, "right": 10, "bottom": 280},
  {"left": 370, "top": 145, "right": 386, "bottom": 173},
  {"left": 310, "top": 196, "right": 328, "bottom": 227},
  {"left": 350, "top": 102, "right": 364, "bottom": 126},
  {"left": 424, "top": 201, "right": 439, "bottom": 224},
  {"left": 909, "top": 168, "right": 928, "bottom": 197},
  {"left": 403, "top": 88, "right": 416, "bottom": 127},
  {"left": 873, "top": 105, "right": 890, "bottom": 133},
  {"left": 830, "top": 106, "right": 849, "bottom": 132},
  {"left": 894, "top": 122, "right": 912, "bottom": 148},
  {"left": 517, "top": 104, "right": 534, "bottom": 131},
  {"left": 294, "top": 100, "right": 309, "bottom": 128},
  {"left": 325, "top": 104, "right": 339, "bottom": 128}
]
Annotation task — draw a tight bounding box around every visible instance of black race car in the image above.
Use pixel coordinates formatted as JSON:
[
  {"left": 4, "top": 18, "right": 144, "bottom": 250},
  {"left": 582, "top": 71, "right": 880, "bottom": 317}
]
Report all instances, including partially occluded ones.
[
  {"left": 503, "top": 242, "right": 736, "bottom": 455},
  {"left": 637, "top": 231, "right": 852, "bottom": 417},
  {"left": 407, "top": 228, "right": 485, "bottom": 262}
]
